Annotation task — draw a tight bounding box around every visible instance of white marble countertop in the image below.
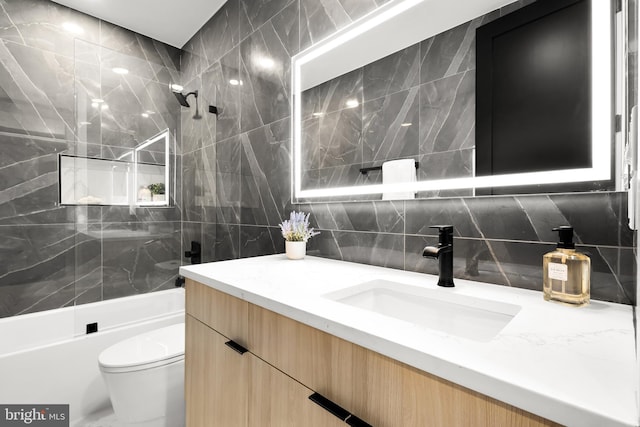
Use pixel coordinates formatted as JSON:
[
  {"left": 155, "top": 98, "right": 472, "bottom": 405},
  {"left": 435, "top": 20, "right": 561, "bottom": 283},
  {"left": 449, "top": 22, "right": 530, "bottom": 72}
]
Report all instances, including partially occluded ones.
[{"left": 180, "top": 255, "right": 638, "bottom": 427}]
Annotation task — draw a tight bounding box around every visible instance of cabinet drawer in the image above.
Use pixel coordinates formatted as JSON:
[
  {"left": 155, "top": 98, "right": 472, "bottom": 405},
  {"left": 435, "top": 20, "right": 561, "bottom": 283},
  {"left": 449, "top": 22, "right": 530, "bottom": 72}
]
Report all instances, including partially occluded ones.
[
  {"left": 186, "top": 279, "right": 249, "bottom": 347},
  {"left": 248, "top": 303, "right": 364, "bottom": 419},
  {"left": 249, "top": 349, "right": 346, "bottom": 427},
  {"left": 185, "top": 315, "right": 249, "bottom": 427},
  {"left": 248, "top": 303, "right": 558, "bottom": 427}
]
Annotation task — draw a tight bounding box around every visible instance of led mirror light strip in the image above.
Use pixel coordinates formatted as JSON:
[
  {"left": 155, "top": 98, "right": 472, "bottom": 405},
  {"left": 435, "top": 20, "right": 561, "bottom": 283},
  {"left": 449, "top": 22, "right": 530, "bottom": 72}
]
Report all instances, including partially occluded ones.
[
  {"left": 291, "top": 0, "right": 613, "bottom": 200},
  {"left": 133, "top": 129, "right": 170, "bottom": 206}
]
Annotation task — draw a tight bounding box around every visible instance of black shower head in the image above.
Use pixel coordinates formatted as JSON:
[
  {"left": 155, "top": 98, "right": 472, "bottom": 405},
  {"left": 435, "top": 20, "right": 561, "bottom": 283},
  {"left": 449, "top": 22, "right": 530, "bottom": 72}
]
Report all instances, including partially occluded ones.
[
  {"left": 172, "top": 90, "right": 198, "bottom": 108},
  {"left": 173, "top": 91, "right": 189, "bottom": 107}
]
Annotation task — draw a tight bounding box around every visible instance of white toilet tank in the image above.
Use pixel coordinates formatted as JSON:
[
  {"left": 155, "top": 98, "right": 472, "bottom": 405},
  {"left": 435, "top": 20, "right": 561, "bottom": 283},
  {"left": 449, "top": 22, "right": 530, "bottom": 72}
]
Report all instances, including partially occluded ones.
[{"left": 98, "top": 322, "right": 185, "bottom": 427}]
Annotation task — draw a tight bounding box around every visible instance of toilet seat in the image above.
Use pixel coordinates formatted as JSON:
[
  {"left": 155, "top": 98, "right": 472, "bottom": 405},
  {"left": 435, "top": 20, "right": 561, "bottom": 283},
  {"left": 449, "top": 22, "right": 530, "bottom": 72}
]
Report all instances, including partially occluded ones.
[{"left": 99, "top": 323, "right": 185, "bottom": 373}]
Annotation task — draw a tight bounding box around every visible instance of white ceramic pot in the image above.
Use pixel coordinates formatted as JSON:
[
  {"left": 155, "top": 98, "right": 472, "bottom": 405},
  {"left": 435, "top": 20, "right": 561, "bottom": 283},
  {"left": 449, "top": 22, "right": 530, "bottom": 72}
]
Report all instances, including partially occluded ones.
[{"left": 285, "top": 241, "right": 306, "bottom": 260}]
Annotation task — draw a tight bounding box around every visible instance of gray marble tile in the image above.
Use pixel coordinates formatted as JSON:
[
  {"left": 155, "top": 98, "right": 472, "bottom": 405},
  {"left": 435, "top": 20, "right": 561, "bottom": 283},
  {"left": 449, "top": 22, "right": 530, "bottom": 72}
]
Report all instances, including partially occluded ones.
[
  {"left": 0, "top": 134, "right": 71, "bottom": 224},
  {"left": 180, "top": 33, "right": 206, "bottom": 85},
  {"left": 418, "top": 149, "right": 473, "bottom": 181},
  {"left": 215, "top": 223, "right": 240, "bottom": 261},
  {"left": 300, "top": 201, "right": 404, "bottom": 234},
  {"left": 299, "top": 0, "right": 357, "bottom": 51},
  {"left": 201, "top": 222, "right": 217, "bottom": 263},
  {"left": 74, "top": 58, "right": 102, "bottom": 144},
  {"left": 182, "top": 150, "right": 203, "bottom": 222},
  {"left": 406, "top": 235, "right": 635, "bottom": 305},
  {"left": 0, "top": 224, "right": 78, "bottom": 317},
  {"left": 301, "top": 163, "right": 367, "bottom": 190},
  {"left": 363, "top": 87, "right": 419, "bottom": 163},
  {"left": 416, "top": 149, "right": 474, "bottom": 198},
  {"left": 102, "top": 222, "right": 180, "bottom": 300},
  {"left": 180, "top": 77, "right": 206, "bottom": 154},
  {"left": 0, "top": 0, "right": 100, "bottom": 58},
  {"left": 420, "top": 14, "right": 492, "bottom": 85},
  {"left": 201, "top": 143, "right": 217, "bottom": 223},
  {"left": 99, "top": 21, "right": 180, "bottom": 73},
  {"left": 240, "top": 118, "right": 290, "bottom": 226},
  {"left": 526, "top": 192, "right": 634, "bottom": 247},
  {"left": 239, "top": 3, "right": 296, "bottom": 132},
  {"left": 72, "top": 223, "right": 103, "bottom": 305},
  {"left": 307, "top": 229, "right": 404, "bottom": 270},
  {"left": 240, "top": 225, "right": 282, "bottom": 258},
  {"left": 363, "top": 43, "right": 420, "bottom": 102},
  {"left": 240, "top": 0, "right": 294, "bottom": 37},
  {"left": 410, "top": 192, "right": 630, "bottom": 247},
  {"left": 419, "top": 71, "right": 475, "bottom": 155},
  {"left": 200, "top": 0, "right": 240, "bottom": 66},
  {"left": 202, "top": 47, "right": 241, "bottom": 142},
  {"left": 100, "top": 72, "right": 180, "bottom": 150},
  {"left": 74, "top": 39, "right": 100, "bottom": 66},
  {"left": 405, "top": 198, "right": 482, "bottom": 238},
  {"left": 304, "top": 107, "right": 362, "bottom": 170},
  {"left": 216, "top": 136, "right": 241, "bottom": 224},
  {"left": 302, "top": 68, "right": 362, "bottom": 119},
  {"left": 0, "top": 40, "right": 75, "bottom": 140}
]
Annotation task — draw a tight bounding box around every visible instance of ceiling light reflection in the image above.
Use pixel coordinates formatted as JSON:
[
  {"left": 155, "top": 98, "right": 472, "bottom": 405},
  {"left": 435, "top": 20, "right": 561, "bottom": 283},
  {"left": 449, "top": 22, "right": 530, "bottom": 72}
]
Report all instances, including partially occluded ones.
[{"left": 62, "top": 22, "right": 84, "bottom": 35}]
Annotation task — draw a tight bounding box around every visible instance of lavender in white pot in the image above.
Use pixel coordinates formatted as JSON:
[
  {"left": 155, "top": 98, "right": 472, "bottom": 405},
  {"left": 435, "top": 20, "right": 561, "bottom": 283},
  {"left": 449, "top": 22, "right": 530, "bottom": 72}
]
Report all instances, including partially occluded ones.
[{"left": 279, "top": 211, "right": 320, "bottom": 260}]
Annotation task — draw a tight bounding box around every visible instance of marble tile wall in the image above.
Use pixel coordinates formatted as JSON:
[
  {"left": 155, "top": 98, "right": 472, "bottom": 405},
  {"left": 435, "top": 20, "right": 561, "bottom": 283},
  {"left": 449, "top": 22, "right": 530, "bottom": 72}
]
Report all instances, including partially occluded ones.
[
  {"left": 300, "top": 5, "right": 520, "bottom": 192},
  {"left": 180, "top": 0, "right": 636, "bottom": 305},
  {"left": 0, "top": 0, "right": 182, "bottom": 318}
]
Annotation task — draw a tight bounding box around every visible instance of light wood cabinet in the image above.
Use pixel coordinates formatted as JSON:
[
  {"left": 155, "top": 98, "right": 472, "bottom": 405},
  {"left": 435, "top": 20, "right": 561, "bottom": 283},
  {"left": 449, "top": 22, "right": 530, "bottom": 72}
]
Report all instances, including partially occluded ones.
[
  {"left": 186, "top": 280, "right": 560, "bottom": 427},
  {"left": 249, "top": 350, "right": 346, "bottom": 427},
  {"left": 185, "top": 314, "right": 248, "bottom": 427}
]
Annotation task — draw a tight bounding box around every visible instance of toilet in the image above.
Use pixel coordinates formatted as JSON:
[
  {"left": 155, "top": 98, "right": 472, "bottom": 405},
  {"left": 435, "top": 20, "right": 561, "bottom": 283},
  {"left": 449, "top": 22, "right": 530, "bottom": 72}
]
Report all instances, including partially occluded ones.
[{"left": 98, "top": 323, "right": 185, "bottom": 427}]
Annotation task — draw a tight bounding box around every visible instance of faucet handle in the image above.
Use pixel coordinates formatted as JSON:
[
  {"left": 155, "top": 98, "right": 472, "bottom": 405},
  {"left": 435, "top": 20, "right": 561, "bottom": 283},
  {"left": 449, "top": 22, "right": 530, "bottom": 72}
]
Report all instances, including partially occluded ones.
[{"left": 429, "top": 225, "right": 454, "bottom": 245}]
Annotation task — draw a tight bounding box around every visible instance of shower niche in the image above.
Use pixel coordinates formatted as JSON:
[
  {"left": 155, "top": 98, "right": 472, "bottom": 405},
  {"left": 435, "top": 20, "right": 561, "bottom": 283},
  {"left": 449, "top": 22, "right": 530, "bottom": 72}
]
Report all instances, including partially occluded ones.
[{"left": 59, "top": 129, "right": 171, "bottom": 207}]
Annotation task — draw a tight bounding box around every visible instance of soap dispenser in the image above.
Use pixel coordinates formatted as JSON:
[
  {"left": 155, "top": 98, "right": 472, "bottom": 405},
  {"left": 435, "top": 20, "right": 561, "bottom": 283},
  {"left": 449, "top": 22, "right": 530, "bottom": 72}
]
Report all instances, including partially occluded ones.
[{"left": 543, "top": 226, "right": 590, "bottom": 306}]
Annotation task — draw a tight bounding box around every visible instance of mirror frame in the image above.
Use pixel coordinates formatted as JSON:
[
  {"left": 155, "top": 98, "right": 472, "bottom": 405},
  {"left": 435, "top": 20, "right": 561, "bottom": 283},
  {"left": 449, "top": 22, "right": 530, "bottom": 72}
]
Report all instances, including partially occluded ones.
[
  {"left": 134, "top": 129, "right": 171, "bottom": 207},
  {"left": 291, "top": 0, "right": 615, "bottom": 201}
]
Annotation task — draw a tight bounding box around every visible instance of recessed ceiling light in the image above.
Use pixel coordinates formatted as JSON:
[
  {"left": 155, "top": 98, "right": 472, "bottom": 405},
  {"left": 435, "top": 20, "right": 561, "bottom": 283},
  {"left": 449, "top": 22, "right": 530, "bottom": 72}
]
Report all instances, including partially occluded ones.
[
  {"left": 91, "top": 98, "right": 104, "bottom": 104},
  {"left": 101, "top": 104, "right": 109, "bottom": 110},
  {"left": 144, "top": 110, "right": 155, "bottom": 115},
  {"left": 312, "top": 112, "right": 325, "bottom": 117},
  {"left": 91, "top": 102, "right": 98, "bottom": 109},
  {"left": 62, "top": 22, "right": 84, "bottom": 35},
  {"left": 345, "top": 99, "right": 359, "bottom": 108},
  {"left": 400, "top": 122, "right": 412, "bottom": 127},
  {"left": 79, "top": 121, "right": 92, "bottom": 126},
  {"left": 170, "top": 83, "right": 184, "bottom": 92},
  {"left": 112, "top": 67, "right": 129, "bottom": 75},
  {"left": 229, "top": 79, "right": 244, "bottom": 86},
  {"left": 141, "top": 113, "right": 149, "bottom": 118}
]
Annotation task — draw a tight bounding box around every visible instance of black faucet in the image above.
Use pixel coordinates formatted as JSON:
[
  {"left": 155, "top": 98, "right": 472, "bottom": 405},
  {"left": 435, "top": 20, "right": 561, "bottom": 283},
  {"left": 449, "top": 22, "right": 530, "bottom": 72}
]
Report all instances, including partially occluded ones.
[{"left": 422, "top": 225, "right": 455, "bottom": 287}]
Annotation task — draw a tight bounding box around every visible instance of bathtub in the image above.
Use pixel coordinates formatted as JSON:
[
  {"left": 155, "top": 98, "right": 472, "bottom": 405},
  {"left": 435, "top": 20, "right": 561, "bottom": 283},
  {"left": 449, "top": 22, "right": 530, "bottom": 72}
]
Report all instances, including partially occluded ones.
[{"left": 0, "top": 288, "right": 185, "bottom": 425}]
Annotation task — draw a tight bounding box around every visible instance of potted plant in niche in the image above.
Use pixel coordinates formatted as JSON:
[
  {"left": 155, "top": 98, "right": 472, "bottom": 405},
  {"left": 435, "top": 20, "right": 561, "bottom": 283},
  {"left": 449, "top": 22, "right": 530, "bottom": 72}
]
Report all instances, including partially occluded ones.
[
  {"left": 279, "top": 211, "right": 320, "bottom": 260},
  {"left": 148, "top": 183, "right": 165, "bottom": 202}
]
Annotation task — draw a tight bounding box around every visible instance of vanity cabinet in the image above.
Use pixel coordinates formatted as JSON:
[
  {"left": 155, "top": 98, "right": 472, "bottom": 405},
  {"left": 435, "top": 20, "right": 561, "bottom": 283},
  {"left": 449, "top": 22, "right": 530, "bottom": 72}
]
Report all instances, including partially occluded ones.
[{"left": 186, "top": 279, "right": 559, "bottom": 427}]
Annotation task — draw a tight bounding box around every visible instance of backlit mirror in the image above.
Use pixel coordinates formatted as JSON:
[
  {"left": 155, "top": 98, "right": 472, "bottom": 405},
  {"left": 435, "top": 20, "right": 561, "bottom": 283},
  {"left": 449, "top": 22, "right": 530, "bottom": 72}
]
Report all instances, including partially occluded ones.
[{"left": 292, "top": 0, "right": 624, "bottom": 201}]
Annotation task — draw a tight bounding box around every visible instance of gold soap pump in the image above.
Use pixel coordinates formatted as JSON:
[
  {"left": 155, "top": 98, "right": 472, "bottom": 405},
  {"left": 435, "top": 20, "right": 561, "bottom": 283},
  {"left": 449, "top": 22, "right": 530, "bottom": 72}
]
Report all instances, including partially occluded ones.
[{"left": 542, "top": 226, "right": 590, "bottom": 306}]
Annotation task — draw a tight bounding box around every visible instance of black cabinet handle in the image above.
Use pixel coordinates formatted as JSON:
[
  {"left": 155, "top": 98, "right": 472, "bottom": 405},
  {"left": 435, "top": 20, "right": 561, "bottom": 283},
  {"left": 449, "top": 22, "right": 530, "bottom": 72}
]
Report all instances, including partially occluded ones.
[
  {"left": 346, "top": 414, "right": 373, "bottom": 427},
  {"left": 224, "top": 340, "right": 248, "bottom": 355},
  {"left": 308, "top": 393, "right": 350, "bottom": 421}
]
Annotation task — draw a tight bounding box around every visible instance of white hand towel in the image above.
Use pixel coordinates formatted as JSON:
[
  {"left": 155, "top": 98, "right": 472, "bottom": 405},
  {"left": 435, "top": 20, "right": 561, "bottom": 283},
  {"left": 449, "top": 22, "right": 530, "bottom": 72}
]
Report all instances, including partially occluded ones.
[{"left": 382, "top": 159, "right": 417, "bottom": 200}]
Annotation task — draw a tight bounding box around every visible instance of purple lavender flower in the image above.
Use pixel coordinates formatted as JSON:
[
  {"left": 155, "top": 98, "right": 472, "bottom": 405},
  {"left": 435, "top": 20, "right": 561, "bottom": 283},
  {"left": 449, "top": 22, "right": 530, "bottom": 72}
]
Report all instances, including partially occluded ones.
[{"left": 279, "top": 211, "right": 320, "bottom": 242}]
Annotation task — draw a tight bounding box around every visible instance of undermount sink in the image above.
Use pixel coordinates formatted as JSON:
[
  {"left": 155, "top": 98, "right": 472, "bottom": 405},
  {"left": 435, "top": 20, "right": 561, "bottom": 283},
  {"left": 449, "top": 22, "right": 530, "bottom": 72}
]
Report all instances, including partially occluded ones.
[{"left": 324, "top": 280, "right": 521, "bottom": 342}]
